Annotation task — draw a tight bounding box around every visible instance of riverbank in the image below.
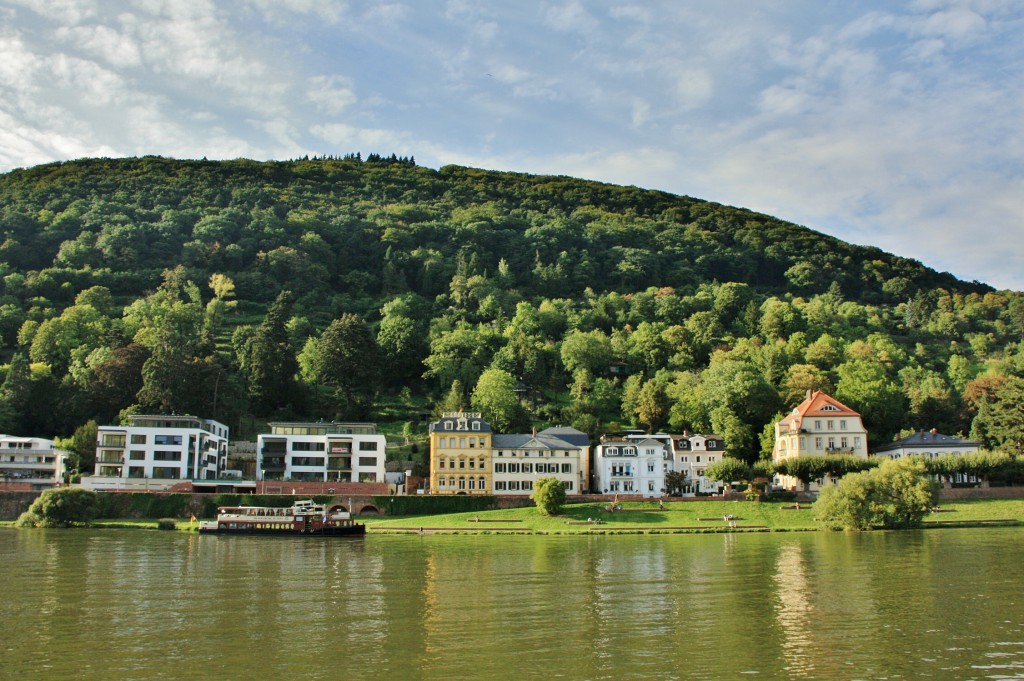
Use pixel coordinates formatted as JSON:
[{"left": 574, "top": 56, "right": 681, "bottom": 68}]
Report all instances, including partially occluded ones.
[
  {"left": 6, "top": 498, "right": 1020, "bottom": 534},
  {"left": 360, "top": 498, "right": 1024, "bottom": 534}
]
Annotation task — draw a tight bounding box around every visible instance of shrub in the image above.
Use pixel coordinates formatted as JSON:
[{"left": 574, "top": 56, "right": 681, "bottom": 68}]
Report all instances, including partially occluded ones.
[
  {"left": 531, "top": 477, "right": 566, "bottom": 516},
  {"left": 815, "top": 458, "right": 937, "bottom": 530},
  {"left": 16, "top": 487, "right": 99, "bottom": 528},
  {"left": 157, "top": 518, "right": 178, "bottom": 530}
]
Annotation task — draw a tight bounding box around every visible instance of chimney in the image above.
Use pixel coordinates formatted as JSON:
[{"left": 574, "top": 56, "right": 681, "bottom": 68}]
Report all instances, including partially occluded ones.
[{"left": 930, "top": 428, "right": 938, "bottom": 434}]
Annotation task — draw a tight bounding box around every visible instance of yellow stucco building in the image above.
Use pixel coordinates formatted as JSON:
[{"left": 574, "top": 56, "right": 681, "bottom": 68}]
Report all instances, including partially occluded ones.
[{"left": 428, "top": 412, "right": 493, "bottom": 494}]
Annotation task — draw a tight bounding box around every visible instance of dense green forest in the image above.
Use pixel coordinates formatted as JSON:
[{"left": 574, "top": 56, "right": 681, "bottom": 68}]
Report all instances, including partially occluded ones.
[{"left": 1, "top": 155, "right": 1023, "bottom": 471}]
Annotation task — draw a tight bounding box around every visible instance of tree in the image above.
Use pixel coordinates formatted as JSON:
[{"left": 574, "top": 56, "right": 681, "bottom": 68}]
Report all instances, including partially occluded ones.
[
  {"left": 775, "top": 455, "right": 876, "bottom": 493},
  {"left": 16, "top": 487, "right": 99, "bottom": 528},
  {"left": 531, "top": 477, "right": 566, "bottom": 515},
  {"left": 814, "top": 458, "right": 938, "bottom": 530},
  {"left": 704, "top": 456, "right": 753, "bottom": 489},
  {"left": 55, "top": 419, "right": 98, "bottom": 474},
  {"left": 240, "top": 291, "right": 299, "bottom": 415},
  {"left": 311, "top": 313, "right": 381, "bottom": 419},
  {"left": 470, "top": 368, "right": 527, "bottom": 433},
  {"left": 659, "top": 469, "right": 686, "bottom": 496}
]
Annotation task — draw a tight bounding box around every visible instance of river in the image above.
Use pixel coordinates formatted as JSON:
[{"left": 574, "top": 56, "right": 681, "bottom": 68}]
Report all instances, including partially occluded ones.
[{"left": 4, "top": 527, "right": 1024, "bottom": 680}]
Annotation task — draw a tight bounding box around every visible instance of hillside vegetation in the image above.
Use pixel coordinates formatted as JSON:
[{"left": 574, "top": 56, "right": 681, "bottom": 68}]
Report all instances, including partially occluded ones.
[{"left": 0, "top": 155, "right": 1022, "bottom": 472}]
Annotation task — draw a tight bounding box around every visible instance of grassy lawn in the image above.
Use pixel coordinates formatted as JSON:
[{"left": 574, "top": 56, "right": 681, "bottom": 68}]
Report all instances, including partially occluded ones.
[
  {"left": 7, "top": 498, "right": 1022, "bottom": 534},
  {"left": 363, "top": 500, "right": 820, "bottom": 534}
]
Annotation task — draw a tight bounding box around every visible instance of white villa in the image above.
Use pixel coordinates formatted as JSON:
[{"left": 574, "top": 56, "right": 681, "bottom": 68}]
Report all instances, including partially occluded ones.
[{"left": 772, "top": 390, "right": 869, "bottom": 491}]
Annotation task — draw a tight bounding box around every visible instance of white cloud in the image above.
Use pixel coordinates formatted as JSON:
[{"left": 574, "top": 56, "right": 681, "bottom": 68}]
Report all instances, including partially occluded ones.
[
  {"left": 54, "top": 24, "right": 142, "bottom": 68},
  {"left": 307, "top": 75, "right": 357, "bottom": 115}
]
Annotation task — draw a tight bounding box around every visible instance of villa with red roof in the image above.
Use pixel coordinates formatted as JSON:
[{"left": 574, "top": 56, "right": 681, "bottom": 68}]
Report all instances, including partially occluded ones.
[{"left": 772, "top": 390, "right": 869, "bottom": 491}]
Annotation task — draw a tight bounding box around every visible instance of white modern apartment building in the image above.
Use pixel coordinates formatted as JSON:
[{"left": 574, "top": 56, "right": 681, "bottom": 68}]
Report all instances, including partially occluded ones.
[
  {"left": 491, "top": 432, "right": 586, "bottom": 495},
  {"left": 257, "top": 422, "right": 386, "bottom": 483},
  {"left": 93, "top": 415, "right": 229, "bottom": 482},
  {"left": 0, "top": 434, "right": 67, "bottom": 489}
]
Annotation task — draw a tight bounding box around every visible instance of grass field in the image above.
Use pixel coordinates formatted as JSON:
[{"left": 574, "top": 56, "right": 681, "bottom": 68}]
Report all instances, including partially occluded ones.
[{"left": 9, "top": 498, "right": 1022, "bottom": 533}]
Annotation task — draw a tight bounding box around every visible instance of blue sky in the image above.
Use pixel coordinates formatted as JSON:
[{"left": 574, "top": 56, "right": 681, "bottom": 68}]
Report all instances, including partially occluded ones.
[{"left": 1, "top": 0, "right": 1022, "bottom": 290}]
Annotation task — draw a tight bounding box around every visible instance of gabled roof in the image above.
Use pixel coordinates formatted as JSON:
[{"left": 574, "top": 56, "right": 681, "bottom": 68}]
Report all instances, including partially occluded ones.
[
  {"left": 492, "top": 434, "right": 578, "bottom": 450},
  {"left": 537, "top": 426, "right": 590, "bottom": 447},
  {"left": 778, "top": 390, "right": 860, "bottom": 429},
  {"left": 874, "top": 430, "right": 980, "bottom": 453}
]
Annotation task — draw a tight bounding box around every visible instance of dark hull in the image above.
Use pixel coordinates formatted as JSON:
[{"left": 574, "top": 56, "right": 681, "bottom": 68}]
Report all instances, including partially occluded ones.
[{"left": 199, "top": 524, "right": 366, "bottom": 537}]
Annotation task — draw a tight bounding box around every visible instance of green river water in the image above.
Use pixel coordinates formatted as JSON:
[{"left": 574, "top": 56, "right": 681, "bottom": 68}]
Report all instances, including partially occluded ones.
[{"left": 3, "top": 527, "right": 1024, "bottom": 680}]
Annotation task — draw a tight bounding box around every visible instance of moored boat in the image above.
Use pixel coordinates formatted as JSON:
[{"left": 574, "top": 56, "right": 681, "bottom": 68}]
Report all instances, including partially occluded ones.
[{"left": 198, "top": 499, "right": 365, "bottom": 536}]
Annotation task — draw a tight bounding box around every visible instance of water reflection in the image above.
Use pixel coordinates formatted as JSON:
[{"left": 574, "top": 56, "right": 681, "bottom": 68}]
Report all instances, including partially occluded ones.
[{"left": 7, "top": 529, "right": 1024, "bottom": 680}]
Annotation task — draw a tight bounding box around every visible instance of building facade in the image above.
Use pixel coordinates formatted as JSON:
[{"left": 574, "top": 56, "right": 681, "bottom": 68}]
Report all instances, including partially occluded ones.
[
  {"left": 772, "top": 390, "right": 869, "bottom": 490},
  {"left": 429, "top": 412, "right": 492, "bottom": 494},
  {"left": 94, "top": 415, "right": 229, "bottom": 481},
  {"left": 491, "top": 432, "right": 586, "bottom": 495},
  {"left": 594, "top": 434, "right": 672, "bottom": 498},
  {"left": 0, "top": 434, "right": 67, "bottom": 489},
  {"left": 672, "top": 433, "right": 728, "bottom": 495},
  {"left": 256, "top": 422, "right": 386, "bottom": 483}
]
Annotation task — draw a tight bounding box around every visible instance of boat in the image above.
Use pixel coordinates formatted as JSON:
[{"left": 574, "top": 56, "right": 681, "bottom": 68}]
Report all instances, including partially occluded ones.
[{"left": 198, "top": 499, "right": 365, "bottom": 536}]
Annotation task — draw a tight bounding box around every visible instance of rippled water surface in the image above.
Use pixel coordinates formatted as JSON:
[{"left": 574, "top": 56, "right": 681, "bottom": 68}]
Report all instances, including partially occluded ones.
[{"left": 4, "top": 528, "right": 1024, "bottom": 680}]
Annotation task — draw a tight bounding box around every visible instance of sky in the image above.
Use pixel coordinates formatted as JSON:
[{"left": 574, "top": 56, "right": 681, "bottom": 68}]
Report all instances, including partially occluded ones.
[{"left": 1, "top": 0, "right": 1022, "bottom": 290}]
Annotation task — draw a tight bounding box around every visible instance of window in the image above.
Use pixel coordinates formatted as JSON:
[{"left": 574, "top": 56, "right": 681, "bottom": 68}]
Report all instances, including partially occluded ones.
[
  {"left": 495, "top": 463, "right": 506, "bottom": 473},
  {"left": 478, "top": 476, "right": 485, "bottom": 490},
  {"left": 561, "top": 463, "right": 571, "bottom": 473},
  {"left": 821, "top": 404, "right": 839, "bottom": 411},
  {"left": 469, "top": 458, "right": 476, "bottom": 469},
  {"left": 358, "top": 457, "right": 377, "bottom": 467},
  {"left": 444, "top": 421, "right": 452, "bottom": 430},
  {"left": 439, "top": 477, "right": 446, "bottom": 489},
  {"left": 469, "top": 477, "right": 476, "bottom": 490},
  {"left": 458, "top": 477, "right": 466, "bottom": 490},
  {"left": 469, "top": 437, "right": 476, "bottom": 448},
  {"left": 827, "top": 420, "right": 834, "bottom": 430},
  {"left": 840, "top": 420, "right": 847, "bottom": 430},
  {"left": 495, "top": 481, "right": 506, "bottom": 491},
  {"left": 459, "top": 459, "right": 465, "bottom": 469},
  {"left": 130, "top": 434, "right": 146, "bottom": 444},
  {"left": 708, "top": 440, "right": 716, "bottom": 449},
  {"left": 648, "top": 464, "right": 655, "bottom": 473},
  {"left": 478, "top": 458, "right": 485, "bottom": 469},
  {"left": 828, "top": 437, "right": 835, "bottom": 449},
  {"left": 696, "top": 456, "right": 701, "bottom": 463},
  {"left": 472, "top": 421, "right": 480, "bottom": 431},
  {"left": 153, "top": 450, "right": 181, "bottom": 461},
  {"left": 358, "top": 440, "right": 379, "bottom": 451},
  {"left": 815, "top": 437, "right": 823, "bottom": 449},
  {"left": 814, "top": 420, "right": 821, "bottom": 430},
  {"left": 440, "top": 459, "right": 445, "bottom": 469},
  {"left": 841, "top": 437, "right": 848, "bottom": 449},
  {"left": 854, "top": 436, "right": 862, "bottom": 449},
  {"left": 523, "top": 463, "right": 533, "bottom": 473},
  {"left": 129, "top": 450, "right": 145, "bottom": 460},
  {"left": 293, "top": 441, "right": 326, "bottom": 451},
  {"left": 459, "top": 438, "right": 466, "bottom": 448}
]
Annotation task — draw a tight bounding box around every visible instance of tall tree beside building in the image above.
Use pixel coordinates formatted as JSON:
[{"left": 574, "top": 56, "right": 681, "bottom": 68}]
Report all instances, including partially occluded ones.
[
  {"left": 239, "top": 291, "right": 299, "bottom": 415},
  {"left": 470, "top": 368, "right": 527, "bottom": 433},
  {"left": 311, "top": 313, "right": 380, "bottom": 419}
]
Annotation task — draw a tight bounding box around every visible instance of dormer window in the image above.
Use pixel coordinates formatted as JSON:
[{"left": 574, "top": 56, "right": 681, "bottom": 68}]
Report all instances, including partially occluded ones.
[
  {"left": 821, "top": 405, "right": 839, "bottom": 412},
  {"left": 445, "top": 422, "right": 453, "bottom": 431},
  {"left": 471, "top": 421, "right": 480, "bottom": 431}
]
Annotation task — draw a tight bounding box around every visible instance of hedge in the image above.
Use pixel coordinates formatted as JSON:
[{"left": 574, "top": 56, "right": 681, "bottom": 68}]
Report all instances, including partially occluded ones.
[{"left": 371, "top": 495, "right": 498, "bottom": 516}]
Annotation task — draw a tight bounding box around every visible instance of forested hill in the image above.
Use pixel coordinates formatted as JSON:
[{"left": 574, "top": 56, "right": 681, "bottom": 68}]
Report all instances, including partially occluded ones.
[
  {"left": 0, "top": 155, "right": 1021, "bottom": 466},
  {"left": 0, "top": 156, "right": 986, "bottom": 311}
]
